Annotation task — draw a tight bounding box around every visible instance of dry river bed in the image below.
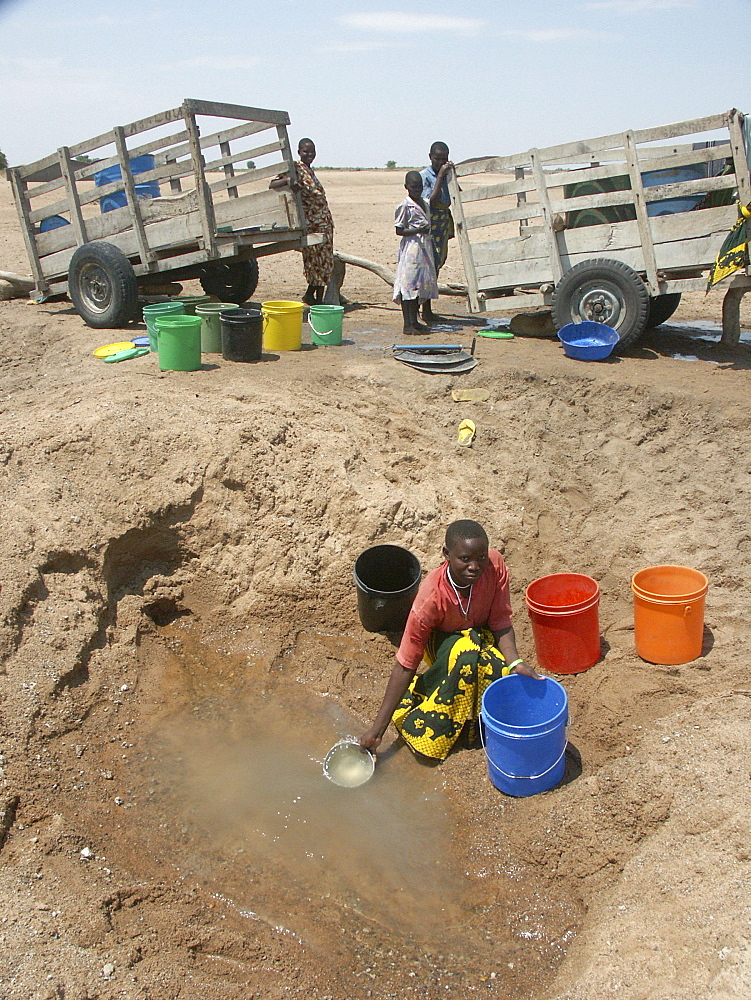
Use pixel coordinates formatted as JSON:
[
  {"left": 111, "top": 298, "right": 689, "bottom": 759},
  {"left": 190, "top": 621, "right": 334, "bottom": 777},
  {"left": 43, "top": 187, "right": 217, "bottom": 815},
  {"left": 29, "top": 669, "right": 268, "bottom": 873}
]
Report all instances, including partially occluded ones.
[{"left": 1, "top": 171, "right": 750, "bottom": 1000}]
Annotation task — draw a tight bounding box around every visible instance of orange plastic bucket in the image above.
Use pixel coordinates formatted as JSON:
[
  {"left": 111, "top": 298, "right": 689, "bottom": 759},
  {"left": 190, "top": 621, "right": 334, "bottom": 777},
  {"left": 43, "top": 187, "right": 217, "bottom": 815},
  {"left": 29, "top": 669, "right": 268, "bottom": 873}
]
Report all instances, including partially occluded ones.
[
  {"left": 631, "top": 565, "right": 708, "bottom": 665},
  {"left": 525, "top": 573, "right": 601, "bottom": 674}
]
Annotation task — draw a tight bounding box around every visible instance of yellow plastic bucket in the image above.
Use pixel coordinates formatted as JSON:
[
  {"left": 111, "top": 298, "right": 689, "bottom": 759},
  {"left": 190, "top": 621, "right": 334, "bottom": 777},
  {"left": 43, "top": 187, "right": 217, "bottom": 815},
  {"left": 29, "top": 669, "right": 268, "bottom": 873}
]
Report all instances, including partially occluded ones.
[{"left": 262, "top": 300, "right": 303, "bottom": 351}]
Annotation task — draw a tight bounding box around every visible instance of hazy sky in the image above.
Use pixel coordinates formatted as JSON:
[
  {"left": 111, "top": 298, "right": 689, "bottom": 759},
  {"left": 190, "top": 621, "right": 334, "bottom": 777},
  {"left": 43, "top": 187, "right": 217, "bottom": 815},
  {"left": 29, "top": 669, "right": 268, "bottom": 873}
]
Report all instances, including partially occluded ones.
[{"left": 1, "top": 0, "right": 748, "bottom": 168}]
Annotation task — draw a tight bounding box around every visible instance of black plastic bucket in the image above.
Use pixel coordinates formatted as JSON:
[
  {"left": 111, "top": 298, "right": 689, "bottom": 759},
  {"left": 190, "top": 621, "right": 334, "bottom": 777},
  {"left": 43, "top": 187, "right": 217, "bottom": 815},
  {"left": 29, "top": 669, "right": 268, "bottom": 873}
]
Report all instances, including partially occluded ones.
[
  {"left": 221, "top": 308, "right": 263, "bottom": 362},
  {"left": 353, "top": 544, "right": 422, "bottom": 632}
]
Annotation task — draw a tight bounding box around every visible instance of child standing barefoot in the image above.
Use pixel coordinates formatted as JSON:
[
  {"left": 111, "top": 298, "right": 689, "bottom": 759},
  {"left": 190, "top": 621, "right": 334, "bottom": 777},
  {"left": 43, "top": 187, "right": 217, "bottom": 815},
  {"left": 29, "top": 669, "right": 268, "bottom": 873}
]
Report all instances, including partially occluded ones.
[
  {"left": 420, "top": 141, "right": 454, "bottom": 324},
  {"left": 393, "top": 171, "right": 438, "bottom": 336}
]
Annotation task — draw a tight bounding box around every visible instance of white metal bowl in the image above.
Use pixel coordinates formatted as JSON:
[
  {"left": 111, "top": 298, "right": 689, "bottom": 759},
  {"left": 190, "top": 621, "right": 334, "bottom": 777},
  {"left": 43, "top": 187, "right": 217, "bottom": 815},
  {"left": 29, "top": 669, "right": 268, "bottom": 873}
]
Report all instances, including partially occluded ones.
[{"left": 323, "top": 738, "right": 376, "bottom": 788}]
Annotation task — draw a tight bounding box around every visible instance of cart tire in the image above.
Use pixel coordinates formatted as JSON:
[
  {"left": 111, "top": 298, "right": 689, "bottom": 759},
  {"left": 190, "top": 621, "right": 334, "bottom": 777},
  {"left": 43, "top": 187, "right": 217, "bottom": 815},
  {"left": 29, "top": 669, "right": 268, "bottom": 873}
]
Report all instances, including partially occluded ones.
[
  {"left": 552, "top": 259, "right": 649, "bottom": 352},
  {"left": 199, "top": 259, "right": 259, "bottom": 304},
  {"left": 646, "top": 292, "right": 681, "bottom": 328},
  {"left": 68, "top": 242, "right": 138, "bottom": 329}
]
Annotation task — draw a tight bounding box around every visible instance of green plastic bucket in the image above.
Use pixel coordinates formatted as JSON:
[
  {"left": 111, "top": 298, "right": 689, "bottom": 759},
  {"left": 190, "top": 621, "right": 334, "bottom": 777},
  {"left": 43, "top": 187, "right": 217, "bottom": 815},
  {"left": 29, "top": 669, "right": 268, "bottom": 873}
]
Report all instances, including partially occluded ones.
[
  {"left": 155, "top": 314, "right": 202, "bottom": 371},
  {"left": 175, "top": 294, "right": 212, "bottom": 315},
  {"left": 309, "top": 304, "right": 344, "bottom": 346},
  {"left": 196, "top": 302, "right": 234, "bottom": 353},
  {"left": 143, "top": 301, "right": 185, "bottom": 352}
]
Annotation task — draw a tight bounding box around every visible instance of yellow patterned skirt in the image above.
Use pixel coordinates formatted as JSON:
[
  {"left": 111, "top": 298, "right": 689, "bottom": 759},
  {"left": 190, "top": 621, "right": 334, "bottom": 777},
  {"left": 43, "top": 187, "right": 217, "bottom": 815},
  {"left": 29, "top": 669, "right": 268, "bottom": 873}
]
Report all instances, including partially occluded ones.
[{"left": 392, "top": 627, "right": 511, "bottom": 761}]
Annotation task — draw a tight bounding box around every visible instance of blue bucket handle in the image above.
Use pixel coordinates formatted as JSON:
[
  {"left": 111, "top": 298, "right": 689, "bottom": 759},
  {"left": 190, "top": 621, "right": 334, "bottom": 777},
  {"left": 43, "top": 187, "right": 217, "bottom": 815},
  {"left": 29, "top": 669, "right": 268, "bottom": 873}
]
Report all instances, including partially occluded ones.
[{"left": 480, "top": 715, "right": 571, "bottom": 781}]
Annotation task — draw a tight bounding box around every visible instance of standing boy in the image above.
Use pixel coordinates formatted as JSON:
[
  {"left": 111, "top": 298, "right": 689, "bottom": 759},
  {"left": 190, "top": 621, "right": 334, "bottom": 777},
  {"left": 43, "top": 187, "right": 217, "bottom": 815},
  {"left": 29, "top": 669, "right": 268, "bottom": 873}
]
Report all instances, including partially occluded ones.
[{"left": 420, "top": 141, "right": 455, "bottom": 324}]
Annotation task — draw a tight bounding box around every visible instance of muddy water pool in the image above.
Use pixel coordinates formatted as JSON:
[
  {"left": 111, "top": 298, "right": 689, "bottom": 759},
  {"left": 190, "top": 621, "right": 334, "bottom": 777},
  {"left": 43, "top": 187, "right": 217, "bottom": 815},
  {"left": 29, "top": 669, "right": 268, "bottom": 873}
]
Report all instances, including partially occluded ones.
[
  {"left": 151, "top": 688, "right": 467, "bottom": 939},
  {"left": 115, "top": 619, "right": 575, "bottom": 995}
]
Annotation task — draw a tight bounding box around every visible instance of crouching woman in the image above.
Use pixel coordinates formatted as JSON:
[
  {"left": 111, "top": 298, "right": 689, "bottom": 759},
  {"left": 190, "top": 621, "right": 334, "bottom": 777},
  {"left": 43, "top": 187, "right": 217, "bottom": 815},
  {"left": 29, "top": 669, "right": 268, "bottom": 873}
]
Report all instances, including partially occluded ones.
[{"left": 359, "top": 519, "right": 538, "bottom": 761}]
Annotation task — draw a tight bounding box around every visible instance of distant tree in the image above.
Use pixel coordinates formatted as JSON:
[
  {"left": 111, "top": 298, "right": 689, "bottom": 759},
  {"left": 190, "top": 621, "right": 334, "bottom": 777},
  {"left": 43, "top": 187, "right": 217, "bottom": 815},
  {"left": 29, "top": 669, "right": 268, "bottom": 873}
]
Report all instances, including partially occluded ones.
[
  {"left": 386, "top": 160, "right": 396, "bottom": 170},
  {"left": 0, "top": 149, "right": 7, "bottom": 170},
  {"left": 246, "top": 160, "right": 256, "bottom": 170},
  {"left": 74, "top": 154, "right": 96, "bottom": 164}
]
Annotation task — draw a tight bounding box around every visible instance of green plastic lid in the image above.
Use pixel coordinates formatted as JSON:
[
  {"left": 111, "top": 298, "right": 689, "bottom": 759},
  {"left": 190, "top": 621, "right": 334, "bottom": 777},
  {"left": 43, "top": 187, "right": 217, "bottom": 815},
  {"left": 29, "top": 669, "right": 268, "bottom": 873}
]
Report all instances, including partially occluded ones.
[{"left": 103, "top": 347, "right": 150, "bottom": 363}]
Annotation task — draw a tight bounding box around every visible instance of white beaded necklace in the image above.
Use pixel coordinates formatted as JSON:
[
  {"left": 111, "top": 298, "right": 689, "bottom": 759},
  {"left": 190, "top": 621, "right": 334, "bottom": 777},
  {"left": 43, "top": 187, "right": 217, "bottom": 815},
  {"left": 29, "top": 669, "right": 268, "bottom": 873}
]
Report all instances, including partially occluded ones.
[{"left": 446, "top": 566, "right": 473, "bottom": 618}]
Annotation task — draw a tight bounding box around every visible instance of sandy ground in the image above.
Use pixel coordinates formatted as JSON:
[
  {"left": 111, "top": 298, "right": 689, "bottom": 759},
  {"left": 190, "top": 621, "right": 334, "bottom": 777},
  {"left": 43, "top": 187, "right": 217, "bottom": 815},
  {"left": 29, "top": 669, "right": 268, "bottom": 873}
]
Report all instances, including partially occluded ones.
[{"left": 1, "top": 169, "right": 751, "bottom": 1000}]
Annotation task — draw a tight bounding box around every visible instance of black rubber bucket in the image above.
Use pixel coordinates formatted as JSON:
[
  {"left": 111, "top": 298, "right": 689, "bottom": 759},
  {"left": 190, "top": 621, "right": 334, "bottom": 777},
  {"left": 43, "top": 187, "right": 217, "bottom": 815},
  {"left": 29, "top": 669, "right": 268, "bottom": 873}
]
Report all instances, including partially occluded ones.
[
  {"left": 353, "top": 544, "right": 422, "bottom": 632},
  {"left": 220, "top": 308, "right": 263, "bottom": 362}
]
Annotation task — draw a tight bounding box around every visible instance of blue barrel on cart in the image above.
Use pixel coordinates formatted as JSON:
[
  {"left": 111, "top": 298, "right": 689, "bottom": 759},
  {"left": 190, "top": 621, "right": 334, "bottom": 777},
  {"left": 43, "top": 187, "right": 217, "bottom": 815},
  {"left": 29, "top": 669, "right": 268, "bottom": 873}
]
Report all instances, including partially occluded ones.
[
  {"left": 94, "top": 154, "right": 161, "bottom": 213},
  {"left": 643, "top": 164, "right": 706, "bottom": 217},
  {"left": 39, "top": 215, "right": 70, "bottom": 232}
]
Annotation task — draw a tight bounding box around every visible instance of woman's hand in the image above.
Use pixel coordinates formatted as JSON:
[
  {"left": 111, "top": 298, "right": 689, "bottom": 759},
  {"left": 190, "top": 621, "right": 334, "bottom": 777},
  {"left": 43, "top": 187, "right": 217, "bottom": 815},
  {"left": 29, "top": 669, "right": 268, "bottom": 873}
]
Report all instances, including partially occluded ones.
[
  {"left": 512, "top": 660, "right": 541, "bottom": 679},
  {"left": 493, "top": 627, "right": 541, "bottom": 679},
  {"left": 269, "top": 173, "right": 299, "bottom": 192},
  {"left": 359, "top": 727, "right": 384, "bottom": 753},
  {"left": 360, "top": 662, "right": 415, "bottom": 754}
]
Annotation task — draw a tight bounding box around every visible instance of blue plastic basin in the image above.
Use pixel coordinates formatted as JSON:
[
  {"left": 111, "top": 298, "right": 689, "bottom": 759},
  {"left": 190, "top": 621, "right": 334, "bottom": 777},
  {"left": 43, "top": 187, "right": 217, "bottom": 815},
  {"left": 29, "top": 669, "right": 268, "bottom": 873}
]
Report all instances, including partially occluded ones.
[{"left": 557, "top": 321, "right": 619, "bottom": 361}]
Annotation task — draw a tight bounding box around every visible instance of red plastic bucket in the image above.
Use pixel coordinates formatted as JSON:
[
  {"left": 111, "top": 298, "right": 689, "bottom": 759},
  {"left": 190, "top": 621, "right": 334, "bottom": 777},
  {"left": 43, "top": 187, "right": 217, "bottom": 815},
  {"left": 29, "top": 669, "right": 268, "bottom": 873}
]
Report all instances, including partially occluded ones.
[{"left": 525, "top": 573, "right": 600, "bottom": 674}]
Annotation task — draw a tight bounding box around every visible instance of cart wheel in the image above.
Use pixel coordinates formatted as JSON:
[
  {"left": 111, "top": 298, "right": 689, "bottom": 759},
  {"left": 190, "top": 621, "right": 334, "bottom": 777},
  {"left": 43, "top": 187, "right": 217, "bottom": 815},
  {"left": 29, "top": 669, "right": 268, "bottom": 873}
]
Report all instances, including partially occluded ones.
[
  {"left": 68, "top": 242, "right": 138, "bottom": 328},
  {"left": 551, "top": 259, "right": 649, "bottom": 352},
  {"left": 199, "top": 259, "right": 259, "bottom": 304},
  {"left": 646, "top": 292, "right": 682, "bottom": 328}
]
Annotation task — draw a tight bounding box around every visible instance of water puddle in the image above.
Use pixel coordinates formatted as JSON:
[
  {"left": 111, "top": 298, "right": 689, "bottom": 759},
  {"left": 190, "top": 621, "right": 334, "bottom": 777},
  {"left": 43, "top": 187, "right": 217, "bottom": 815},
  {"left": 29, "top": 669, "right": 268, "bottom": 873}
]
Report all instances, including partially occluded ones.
[
  {"left": 114, "top": 618, "right": 576, "bottom": 994},
  {"left": 152, "top": 686, "right": 465, "bottom": 939},
  {"left": 661, "top": 320, "right": 751, "bottom": 345}
]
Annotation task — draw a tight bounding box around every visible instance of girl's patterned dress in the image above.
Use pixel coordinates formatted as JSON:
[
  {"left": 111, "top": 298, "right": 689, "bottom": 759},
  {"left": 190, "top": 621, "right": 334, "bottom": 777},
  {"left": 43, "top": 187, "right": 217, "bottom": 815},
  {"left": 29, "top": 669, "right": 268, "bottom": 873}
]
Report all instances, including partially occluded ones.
[
  {"left": 295, "top": 161, "right": 335, "bottom": 286},
  {"left": 392, "top": 197, "right": 438, "bottom": 303}
]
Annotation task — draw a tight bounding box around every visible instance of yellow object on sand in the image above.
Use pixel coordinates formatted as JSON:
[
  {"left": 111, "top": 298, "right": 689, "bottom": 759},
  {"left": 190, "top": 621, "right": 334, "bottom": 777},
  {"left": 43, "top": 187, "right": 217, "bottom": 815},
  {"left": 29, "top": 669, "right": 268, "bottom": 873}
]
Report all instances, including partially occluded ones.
[
  {"left": 93, "top": 341, "right": 135, "bottom": 358},
  {"left": 457, "top": 419, "right": 476, "bottom": 447},
  {"left": 452, "top": 388, "right": 490, "bottom": 402}
]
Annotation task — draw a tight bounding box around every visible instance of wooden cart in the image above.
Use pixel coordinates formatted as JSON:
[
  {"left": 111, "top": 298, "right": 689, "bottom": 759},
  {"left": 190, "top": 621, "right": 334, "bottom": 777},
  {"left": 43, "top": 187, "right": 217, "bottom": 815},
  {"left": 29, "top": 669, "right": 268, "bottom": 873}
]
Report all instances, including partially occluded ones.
[
  {"left": 448, "top": 109, "right": 751, "bottom": 349},
  {"left": 7, "top": 98, "right": 315, "bottom": 327}
]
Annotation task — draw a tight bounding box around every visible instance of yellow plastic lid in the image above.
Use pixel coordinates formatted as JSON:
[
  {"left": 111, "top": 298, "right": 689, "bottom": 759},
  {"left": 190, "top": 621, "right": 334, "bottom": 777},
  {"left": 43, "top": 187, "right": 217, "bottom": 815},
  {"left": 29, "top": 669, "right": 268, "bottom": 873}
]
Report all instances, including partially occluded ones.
[{"left": 93, "top": 341, "right": 135, "bottom": 358}]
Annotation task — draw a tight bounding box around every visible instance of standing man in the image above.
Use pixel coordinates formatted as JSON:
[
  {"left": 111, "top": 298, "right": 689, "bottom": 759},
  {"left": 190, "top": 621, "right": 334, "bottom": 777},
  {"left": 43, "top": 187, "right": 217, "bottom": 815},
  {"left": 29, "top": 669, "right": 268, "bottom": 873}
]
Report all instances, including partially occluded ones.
[{"left": 420, "top": 141, "right": 455, "bottom": 324}]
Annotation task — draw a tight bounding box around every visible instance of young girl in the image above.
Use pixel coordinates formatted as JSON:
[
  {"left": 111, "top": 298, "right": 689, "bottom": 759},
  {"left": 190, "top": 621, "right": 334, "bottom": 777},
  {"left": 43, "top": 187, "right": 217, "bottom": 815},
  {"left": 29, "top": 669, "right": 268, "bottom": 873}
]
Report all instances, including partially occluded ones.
[
  {"left": 393, "top": 170, "right": 438, "bottom": 335},
  {"left": 360, "top": 520, "right": 539, "bottom": 761}
]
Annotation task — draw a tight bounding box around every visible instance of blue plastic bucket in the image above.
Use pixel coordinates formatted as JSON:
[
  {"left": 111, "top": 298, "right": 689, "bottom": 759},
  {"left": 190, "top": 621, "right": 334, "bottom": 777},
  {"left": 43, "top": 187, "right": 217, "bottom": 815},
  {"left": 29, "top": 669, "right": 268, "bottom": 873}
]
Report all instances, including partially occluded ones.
[
  {"left": 481, "top": 674, "right": 568, "bottom": 797},
  {"left": 94, "top": 154, "right": 160, "bottom": 213}
]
